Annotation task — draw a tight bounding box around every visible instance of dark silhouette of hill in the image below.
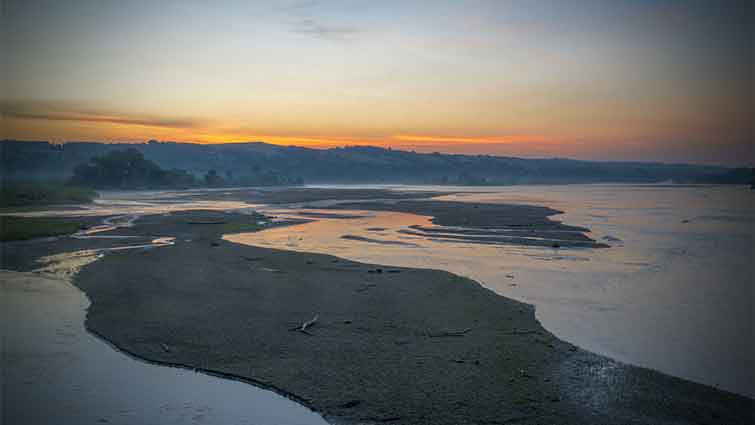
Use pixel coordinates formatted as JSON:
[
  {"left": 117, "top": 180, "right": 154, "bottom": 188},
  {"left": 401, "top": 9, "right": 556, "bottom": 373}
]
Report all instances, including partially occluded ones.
[
  {"left": 694, "top": 167, "right": 754, "bottom": 186},
  {"left": 0, "top": 139, "right": 737, "bottom": 186}
]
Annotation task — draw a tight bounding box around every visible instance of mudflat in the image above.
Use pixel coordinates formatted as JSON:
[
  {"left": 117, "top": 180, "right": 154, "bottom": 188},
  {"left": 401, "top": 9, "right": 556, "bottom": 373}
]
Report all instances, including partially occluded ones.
[
  {"left": 152, "top": 187, "right": 448, "bottom": 205},
  {"left": 66, "top": 209, "right": 751, "bottom": 425},
  {"left": 313, "top": 199, "right": 606, "bottom": 247}
]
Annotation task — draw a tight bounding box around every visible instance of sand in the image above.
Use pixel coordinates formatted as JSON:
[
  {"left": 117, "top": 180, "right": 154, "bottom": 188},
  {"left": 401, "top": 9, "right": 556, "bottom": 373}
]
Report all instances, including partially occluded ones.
[
  {"left": 313, "top": 199, "right": 606, "bottom": 247},
  {"left": 62, "top": 209, "right": 752, "bottom": 425},
  {"left": 3, "top": 189, "right": 751, "bottom": 424}
]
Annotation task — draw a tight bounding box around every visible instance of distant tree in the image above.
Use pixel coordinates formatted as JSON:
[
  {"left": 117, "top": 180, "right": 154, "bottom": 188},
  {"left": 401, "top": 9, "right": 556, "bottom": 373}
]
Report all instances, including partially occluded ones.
[
  {"left": 697, "top": 167, "right": 755, "bottom": 185},
  {"left": 3, "top": 139, "right": 731, "bottom": 187},
  {"left": 69, "top": 148, "right": 197, "bottom": 189},
  {"left": 204, "top": 169, "right": 225, "bottom": 187}
]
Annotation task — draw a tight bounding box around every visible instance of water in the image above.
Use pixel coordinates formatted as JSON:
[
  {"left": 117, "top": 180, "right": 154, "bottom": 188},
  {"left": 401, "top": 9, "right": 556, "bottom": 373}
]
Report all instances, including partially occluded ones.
[
  {"left": 227, "top": 184, "right": 755, "bottom": 398},
  {"left": 1, "top": 188, "right": 257, "bottom": 218},
  {"left": 2, "top": 265, "right": 328, "bottom": 424}
]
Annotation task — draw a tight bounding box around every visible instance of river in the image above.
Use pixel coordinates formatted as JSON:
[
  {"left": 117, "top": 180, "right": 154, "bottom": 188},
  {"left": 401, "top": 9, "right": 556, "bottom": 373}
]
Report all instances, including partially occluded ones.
[
  {"left": 4, "top": 183, "right": 751, "bottom": 425},
  {"left": 2, "top": 243, "right": 328, "bottom": 424},
  {"left": 227, "top": 183, "right": 754, "bottom": 398}
]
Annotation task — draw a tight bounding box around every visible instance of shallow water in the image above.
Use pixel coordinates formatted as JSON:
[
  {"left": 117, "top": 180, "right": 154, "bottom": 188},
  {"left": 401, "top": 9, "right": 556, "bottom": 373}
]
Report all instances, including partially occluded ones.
[
  {"left": 227, "top": 184, "right": 754, "bottom": 398},
  {"left": 1, "top": 188, "right": 257, "bottom": 218},
  {"left": 2, "top": 269, "right": 328, "bottom": 424}
]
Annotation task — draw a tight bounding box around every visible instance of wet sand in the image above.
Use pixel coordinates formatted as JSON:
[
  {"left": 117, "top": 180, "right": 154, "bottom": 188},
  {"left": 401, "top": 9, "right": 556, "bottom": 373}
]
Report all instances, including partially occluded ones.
[
  {"left": 4, "top": 188, "right": 752, "bottom": 425},
  {"left": 249, "top": 187, "right": 448, "bottom": 204},
  {"left": 2, "top": 270, "right": 328, "bottom": 425},
  {"left": 143, "top": 187, "right": 448, "bottom": 205},
  {"left": 62, "top": 209, "right": 752, "bottom": 425},
  {"left": 313, "top": 200, "right": 606, "bottom": 248}
]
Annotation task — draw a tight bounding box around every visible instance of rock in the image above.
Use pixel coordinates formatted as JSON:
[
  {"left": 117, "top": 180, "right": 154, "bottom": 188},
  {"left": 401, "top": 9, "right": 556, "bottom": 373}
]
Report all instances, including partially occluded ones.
[{"left": 339, "top": 400, "right": 362, "bottom": 409}]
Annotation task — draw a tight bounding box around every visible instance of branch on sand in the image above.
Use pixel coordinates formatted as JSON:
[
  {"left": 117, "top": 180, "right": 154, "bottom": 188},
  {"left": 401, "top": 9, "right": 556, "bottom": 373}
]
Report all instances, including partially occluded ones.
[
  {"left": 289, "top": 314, "right": 319, "bottom": 335},
  {"left": 356, "top": 283, "right": 377, "bottom": 292},
  {"left": 427, "top": 327, "right": 472, "bottom": 338}
]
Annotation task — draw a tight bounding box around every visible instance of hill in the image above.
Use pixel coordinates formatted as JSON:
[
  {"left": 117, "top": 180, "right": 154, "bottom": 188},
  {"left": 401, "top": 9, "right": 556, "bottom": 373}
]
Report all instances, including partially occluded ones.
[{"left": 0, "top": 139, "right": 732, "bottom": 186}]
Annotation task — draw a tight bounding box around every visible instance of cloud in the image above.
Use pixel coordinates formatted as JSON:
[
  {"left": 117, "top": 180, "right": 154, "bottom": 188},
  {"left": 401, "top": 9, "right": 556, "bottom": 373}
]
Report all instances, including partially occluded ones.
[
  {"left": 290, "top": 18, "right": 360, "bottom": 41},
  {"left": 282, "top": 1, "right": 360, "bottom": 41},
  {"left": 286, "top": 0, "right": 320, "bottom": 10},
  {"left": 1, "top": 101, "right": 206, "bottom": 129}
]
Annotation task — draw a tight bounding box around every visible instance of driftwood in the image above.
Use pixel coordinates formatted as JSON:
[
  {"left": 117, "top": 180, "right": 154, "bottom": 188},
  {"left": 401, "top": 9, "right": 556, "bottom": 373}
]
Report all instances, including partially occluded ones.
[
  {"left": 289, "top": 314, "right": 319, "bottom": 335},
  {"left": 427, "top": 327, "right": 471, "bottom": 338},
  {"left": 356, "top": 283, "right": 377, "bottom": 292},
  {"left": 507, "top": 329, "right": 540, "bottom": 336}
]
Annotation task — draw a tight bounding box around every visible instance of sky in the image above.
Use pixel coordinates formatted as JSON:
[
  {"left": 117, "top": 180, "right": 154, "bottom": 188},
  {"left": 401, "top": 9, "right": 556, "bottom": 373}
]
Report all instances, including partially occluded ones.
[{"left": 2, "top": 0, "right": 752, "bottom": 165}]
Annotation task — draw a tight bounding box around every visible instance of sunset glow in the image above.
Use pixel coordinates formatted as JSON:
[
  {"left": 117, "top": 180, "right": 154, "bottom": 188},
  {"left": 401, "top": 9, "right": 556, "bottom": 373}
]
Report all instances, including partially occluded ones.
[{"left": 2, "top": 0, "right": 752, "bottom": 164}]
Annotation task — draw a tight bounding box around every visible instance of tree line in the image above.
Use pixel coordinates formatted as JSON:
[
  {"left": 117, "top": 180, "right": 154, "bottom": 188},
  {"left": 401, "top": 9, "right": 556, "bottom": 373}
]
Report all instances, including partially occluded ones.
[{"left": 68, "top": 148, "right": 302, "bottom": 189}]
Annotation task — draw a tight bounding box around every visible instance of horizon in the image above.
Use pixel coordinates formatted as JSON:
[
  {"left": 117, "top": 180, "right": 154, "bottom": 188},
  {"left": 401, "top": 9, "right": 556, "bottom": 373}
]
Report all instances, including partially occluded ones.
[
  {"left": 3, "top": 137, "right": 747, "bottom": 168},
  {"left": 3, "top": 4, "right": 755, "bottom": 419},
  {"left": 3, "top": 1, "right": 753, "bottom": 166}
]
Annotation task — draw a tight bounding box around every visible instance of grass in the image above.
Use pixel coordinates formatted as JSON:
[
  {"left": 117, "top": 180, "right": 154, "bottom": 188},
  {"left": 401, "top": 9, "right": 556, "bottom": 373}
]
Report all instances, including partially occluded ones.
[
  {"left": 0, "top": 216, "right": 85, "bottom": 241},
  {"left": 179, "top": 210, "right": 266, "bottom": 235},
  {"left": 218, "top": 222, "right": 263, "bottom": 234},
  {"left": 1, "top": 183, "right": 98, "bottom": 208}
]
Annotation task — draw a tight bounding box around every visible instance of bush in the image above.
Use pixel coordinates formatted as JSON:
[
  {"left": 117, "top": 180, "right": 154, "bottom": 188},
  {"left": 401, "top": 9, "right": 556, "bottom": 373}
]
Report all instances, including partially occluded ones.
[{"left": 69, "top": 148, "right": 198, "bottom": 189}]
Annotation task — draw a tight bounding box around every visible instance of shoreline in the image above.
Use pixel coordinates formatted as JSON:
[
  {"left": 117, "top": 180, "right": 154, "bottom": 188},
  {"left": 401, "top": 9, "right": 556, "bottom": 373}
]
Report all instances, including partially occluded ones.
[
  {"left": 4, "top": 189, "right": 752, "bottom": 424},
  {"left": 1, "top": 269, "right": 328, "bottom": 425},
  {"left": 63, "top": 209, "right": 750, "bottom": 424},
  {"left": 84, "top": 323, "right": 324, "bottom": 413},
  {"left": 303, "top": 199, "right": 607, "bottom": 248}
]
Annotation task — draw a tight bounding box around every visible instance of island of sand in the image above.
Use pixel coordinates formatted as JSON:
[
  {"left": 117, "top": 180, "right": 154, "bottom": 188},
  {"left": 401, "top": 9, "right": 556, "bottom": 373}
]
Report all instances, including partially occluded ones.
[{"left": 2, "top": 189, "right": 751, "bottom": 425}]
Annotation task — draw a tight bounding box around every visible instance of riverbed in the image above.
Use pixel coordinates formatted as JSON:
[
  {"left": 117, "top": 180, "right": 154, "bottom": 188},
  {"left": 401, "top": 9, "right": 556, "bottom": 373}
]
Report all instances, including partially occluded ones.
[
  {"left": 3, "top": 183, "right": 751, "bottom": 425},
  {"left": 227, "top": 183, "right": 754, "bottom": 397},
  {"left": 2, "top": 256, "right": 329, "bottom": 424}
]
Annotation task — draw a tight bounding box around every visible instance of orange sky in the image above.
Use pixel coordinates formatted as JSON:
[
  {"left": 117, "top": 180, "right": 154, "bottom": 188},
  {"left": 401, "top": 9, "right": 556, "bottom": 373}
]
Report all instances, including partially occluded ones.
[{"left": 2, "top": 1, "right": 752, "bottom": 165}]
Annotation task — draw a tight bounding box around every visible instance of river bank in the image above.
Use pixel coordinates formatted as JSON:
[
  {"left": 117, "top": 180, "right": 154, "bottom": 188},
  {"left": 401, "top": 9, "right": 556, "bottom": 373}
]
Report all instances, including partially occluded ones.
[
  {"left": 3, "top": 188, "right": 752, "bottom": 424},
  {"left": 2, "top": 268, "right": 329, "bottom": 425},
  {"left": 63, "top": 209, "right": 751, "bottom": 425}
]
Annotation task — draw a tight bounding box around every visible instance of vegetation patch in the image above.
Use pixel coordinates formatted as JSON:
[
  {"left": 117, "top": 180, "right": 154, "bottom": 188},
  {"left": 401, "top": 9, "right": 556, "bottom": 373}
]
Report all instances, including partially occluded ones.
[
  {"left": 217, "top": 221, "right": 263, "bottom": 234},
  {"left": 0, "top": 216, "right": 85, "bottom": 241},
  {"left": 1, "top": 183, "right": 97, "bottom": 208},
  {"left": 69, "top": 148, "right": 199, "bottom": 189}
]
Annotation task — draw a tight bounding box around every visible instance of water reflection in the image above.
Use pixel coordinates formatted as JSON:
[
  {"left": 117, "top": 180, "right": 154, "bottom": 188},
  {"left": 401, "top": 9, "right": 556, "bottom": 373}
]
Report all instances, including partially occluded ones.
[
  {"left": 2, "top": 270, "right": 330, "bottom": 425},
  {"left": 3, "top": 197, "right": 330, "bottom": 424},
  {"left": 1, "top": 190, "right": 257, "bottom": 219},
  {"left": 228, "top": 184, "right": 754, "bottom": 397}
]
